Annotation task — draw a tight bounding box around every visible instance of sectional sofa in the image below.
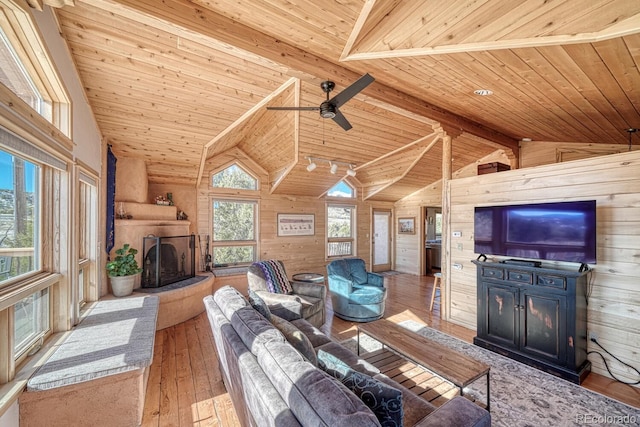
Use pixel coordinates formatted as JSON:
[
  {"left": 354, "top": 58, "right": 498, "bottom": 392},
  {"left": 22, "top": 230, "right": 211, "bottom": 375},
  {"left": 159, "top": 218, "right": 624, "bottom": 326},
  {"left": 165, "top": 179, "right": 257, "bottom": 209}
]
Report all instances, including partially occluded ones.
[{"left": 204, "top": 286, "right": 491, "bottom": 426}]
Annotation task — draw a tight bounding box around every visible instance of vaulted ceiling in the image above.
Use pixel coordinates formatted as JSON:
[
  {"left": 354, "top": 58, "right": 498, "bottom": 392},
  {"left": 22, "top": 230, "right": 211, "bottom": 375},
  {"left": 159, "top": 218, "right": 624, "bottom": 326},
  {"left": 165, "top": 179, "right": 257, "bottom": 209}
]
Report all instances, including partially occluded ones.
[{"left": 54, "top": 0, "right": 640, "bottom": 201}]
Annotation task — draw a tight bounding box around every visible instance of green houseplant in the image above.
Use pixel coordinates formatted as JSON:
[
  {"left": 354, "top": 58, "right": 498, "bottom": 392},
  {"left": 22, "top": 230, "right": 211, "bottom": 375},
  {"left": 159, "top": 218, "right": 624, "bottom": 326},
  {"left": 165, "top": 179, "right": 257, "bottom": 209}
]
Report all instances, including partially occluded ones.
[{"left": 106, "top": 243, "right": 143, "bottom": 297}]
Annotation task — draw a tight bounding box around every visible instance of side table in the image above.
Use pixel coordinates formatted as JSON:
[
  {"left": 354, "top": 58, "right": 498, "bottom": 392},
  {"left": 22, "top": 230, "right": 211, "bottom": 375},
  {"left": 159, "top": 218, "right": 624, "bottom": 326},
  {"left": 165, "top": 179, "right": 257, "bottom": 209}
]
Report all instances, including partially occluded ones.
[{"left": 292, "top": 273, "right": 325, "bottom": 284}]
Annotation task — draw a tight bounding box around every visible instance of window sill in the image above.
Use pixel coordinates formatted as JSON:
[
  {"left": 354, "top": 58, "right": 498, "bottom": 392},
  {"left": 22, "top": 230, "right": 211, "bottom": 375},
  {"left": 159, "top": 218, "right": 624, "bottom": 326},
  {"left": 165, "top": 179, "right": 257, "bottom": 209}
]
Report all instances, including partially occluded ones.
[
  {"left": 0, "top": 331, "right": 70, "bottom": 418},
  {"left": 212, "top": 266, "right": 248, "bottom": 277}
]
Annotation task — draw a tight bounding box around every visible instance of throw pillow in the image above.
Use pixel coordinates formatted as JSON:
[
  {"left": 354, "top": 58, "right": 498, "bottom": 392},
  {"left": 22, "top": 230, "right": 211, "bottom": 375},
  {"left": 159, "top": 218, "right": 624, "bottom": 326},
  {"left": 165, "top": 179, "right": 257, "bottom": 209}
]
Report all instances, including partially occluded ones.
[
  {"left": 254, "top": 260, "right": 292, "bottom": 294},
  {"left": 270, "top": 314, "right": 317, "bottom": 366},
  {"left": 248, "top": 290, "right": 271, "bottom": 321},
  {"left": 317, "top": 350, "right": 403, "bottom": 426}
]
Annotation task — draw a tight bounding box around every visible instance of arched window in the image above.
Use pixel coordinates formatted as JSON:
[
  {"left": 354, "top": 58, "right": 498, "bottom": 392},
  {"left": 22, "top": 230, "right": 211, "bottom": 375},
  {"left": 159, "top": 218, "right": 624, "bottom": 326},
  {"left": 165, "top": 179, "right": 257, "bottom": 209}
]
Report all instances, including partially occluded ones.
[
  {"left": 212, "top": 163, "right": 257, "bottom": 190},
  {"left": 327, "top": 180, "right": 355, "bottom": 198}
]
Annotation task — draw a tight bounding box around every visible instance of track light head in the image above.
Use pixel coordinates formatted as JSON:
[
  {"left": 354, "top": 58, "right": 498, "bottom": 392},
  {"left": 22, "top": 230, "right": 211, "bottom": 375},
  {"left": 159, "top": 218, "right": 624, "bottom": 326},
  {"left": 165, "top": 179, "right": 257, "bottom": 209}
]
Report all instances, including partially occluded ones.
[
  {"left": 346, "top": 166, "right": 356, "bottom": 177},
  {"left": 330, "top": 162, "right": 338, "bottom": 174},
  {"left": 306, "top": 161, "right": 317, "bottom": 172}
]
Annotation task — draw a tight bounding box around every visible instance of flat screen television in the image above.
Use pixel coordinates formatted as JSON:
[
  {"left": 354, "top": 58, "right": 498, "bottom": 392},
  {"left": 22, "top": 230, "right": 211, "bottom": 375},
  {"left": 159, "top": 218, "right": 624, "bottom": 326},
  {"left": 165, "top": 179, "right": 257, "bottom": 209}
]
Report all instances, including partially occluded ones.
[{"left": 474, "top": 200, "right": 597, "bottom": 264}]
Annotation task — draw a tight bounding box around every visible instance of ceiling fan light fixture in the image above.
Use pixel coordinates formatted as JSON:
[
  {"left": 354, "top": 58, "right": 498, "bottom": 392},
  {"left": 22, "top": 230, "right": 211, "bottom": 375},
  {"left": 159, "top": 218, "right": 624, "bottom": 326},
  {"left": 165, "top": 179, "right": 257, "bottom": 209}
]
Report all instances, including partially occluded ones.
[
  {"left": 319, "top": 101, "right": 336, "bottom": 119},
  {"left": 330, "top": 162, "right": 338, "bottom": 174}
]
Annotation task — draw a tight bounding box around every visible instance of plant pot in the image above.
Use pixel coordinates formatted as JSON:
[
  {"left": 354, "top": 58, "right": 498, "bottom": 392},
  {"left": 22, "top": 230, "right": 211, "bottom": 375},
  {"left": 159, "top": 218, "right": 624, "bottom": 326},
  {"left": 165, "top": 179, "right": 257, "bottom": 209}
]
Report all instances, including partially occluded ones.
[{"left": 109, "top": 273, "right": 138, "bottom": 297}]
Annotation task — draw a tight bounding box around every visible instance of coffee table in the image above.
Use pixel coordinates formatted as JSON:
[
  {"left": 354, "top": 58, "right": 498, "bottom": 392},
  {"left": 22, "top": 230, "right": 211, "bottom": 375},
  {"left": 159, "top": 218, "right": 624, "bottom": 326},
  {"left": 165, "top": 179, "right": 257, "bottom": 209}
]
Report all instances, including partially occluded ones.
[{"left": 357, "top": 319, "right": 490, "bottom": 411}]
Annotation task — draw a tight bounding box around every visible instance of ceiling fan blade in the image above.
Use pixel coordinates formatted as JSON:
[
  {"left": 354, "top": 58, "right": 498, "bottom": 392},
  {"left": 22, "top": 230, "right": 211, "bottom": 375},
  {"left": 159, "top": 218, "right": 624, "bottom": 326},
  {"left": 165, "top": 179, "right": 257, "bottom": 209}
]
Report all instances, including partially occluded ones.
[
  {"left": 330, "top": 73, "right": 375, "bottom": 108},
  {"left": 266, "top": 106, "right": 320, "bottom": 111},
  {"left": 332, "top": 108, "right": 352, "bottom": 131}
]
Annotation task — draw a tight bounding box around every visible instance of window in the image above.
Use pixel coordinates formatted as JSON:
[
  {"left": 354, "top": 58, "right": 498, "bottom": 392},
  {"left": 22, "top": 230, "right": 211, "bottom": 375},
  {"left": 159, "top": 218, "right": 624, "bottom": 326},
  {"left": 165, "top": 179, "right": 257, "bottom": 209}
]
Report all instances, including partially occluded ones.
[
  {"left": 212, "top": 164, "right": 257, "bottom": 190},
  {"left": 327, "top": 204, "right": 356, "bottom": 258},
  {"left": 77, "top": 173, "right": 98, "bottom": 315},
  {"left": 14, "top": 287, "right": 49, "bottom": 358},
  {"left": 0, "top": 3, "right": 70, "bottom": 136},
  {"left": 0, "top": 27, "right": 51, "bottom": 121},
  {"left": 212, "top": 199, "right": 257, "bottom": 266},
  {"left": 327, "top": 180, "right": 354, "bottom": 198},
  {"left": 0, "top": 148, "right": 40, "bottom": 286}
]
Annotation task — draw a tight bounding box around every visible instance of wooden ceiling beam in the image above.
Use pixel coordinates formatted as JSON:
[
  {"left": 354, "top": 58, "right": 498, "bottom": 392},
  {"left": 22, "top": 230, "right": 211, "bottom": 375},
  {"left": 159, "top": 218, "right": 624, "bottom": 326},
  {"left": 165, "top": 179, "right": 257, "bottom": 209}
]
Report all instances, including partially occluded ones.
[{"left": 83, "top": 0, "right": 519, "bottom": 153}]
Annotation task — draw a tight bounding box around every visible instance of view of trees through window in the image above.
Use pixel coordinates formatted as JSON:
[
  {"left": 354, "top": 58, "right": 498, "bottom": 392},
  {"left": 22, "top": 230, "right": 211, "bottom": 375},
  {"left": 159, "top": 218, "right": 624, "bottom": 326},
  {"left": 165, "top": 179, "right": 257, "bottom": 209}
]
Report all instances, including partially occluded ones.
[
  {"left": 327, "top": 204, "right": 355, "bottom": 257},
  {"left": 212, "top": 199, "right": 256, "bottom": 266},
  {"left": 211, "top": 164, "right": 258, "bottom": 266},
  {"left": 212, "top": 164, "right": 257, "bottom": 190},
  {"left": 0, "top": 149, "right": 39, "bottom": 285}
]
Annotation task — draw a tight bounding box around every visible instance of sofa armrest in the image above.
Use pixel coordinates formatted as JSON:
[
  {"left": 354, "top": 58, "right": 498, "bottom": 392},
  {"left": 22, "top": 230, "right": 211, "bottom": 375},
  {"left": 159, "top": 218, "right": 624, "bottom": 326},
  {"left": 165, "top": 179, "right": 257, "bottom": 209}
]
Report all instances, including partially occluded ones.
[
  {"left": 367, "top": 272, "right": 384, "bottom": 287},
  {"left": 291, "top": 281, "right": 326, "bottom": 300},
  {"left": 414, "top": 397, "right": 490, "bottom": 427},
  {"left": 253, "top": 290, "right": 303, "bottom": 321}
]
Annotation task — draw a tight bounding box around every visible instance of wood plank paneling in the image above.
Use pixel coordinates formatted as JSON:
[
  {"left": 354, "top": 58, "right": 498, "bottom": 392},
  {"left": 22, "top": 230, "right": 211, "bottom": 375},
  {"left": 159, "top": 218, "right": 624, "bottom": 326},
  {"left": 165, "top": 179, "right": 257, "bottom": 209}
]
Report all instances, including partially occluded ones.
[{"left": 445, "top": 150, "right": 640, "bottom": 384}]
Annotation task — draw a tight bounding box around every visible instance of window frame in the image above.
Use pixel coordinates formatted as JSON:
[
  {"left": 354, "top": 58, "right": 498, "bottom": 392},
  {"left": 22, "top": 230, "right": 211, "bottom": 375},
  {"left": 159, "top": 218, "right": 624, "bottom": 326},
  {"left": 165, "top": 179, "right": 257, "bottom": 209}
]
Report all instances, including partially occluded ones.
[
  {"left": 210, "top": 197, "right": 259, "bottom": 267},
  {"left": 0, "top": 1, "right": 71, "bottom": 136},
  {"left": 0, "top": 1, "right": 72, "bottom": 394},
  {"left": 326, "top": 202, "right": 357, "bottom": 259}
]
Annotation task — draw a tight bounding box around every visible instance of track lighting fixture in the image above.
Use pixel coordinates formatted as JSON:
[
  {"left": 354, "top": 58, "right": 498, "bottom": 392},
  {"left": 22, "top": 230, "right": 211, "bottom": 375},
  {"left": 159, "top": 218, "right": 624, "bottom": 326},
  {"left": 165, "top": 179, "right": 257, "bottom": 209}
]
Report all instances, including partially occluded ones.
[
  {"left": 305, "top": 156, "right": 356, "bottom": 177},
  {"left": 306, "top": 158, "right": 317, "bottom": 172}
]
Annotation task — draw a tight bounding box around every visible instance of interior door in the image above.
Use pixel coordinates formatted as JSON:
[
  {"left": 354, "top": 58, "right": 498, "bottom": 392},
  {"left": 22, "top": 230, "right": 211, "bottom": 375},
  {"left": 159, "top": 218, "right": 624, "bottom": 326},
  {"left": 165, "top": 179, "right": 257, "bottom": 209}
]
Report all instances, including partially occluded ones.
[{"left": 372, "top": 209, "right": 391, "bottom": 272}]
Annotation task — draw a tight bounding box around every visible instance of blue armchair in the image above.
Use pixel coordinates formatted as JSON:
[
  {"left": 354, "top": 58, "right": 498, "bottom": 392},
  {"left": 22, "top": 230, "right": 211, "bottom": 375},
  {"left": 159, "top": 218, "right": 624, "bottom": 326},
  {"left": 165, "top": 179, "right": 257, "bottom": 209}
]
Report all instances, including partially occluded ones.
[{"left": 326, "top": 258, "right": 387, "bottom": 322}]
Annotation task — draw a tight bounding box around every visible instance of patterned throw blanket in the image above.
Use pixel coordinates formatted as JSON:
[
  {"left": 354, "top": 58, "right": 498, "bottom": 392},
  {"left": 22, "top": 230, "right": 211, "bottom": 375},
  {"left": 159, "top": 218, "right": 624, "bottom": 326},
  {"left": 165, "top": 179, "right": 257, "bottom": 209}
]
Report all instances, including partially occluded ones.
[{"left": 253, "top": 260, "right": 292, "bottom": 294}]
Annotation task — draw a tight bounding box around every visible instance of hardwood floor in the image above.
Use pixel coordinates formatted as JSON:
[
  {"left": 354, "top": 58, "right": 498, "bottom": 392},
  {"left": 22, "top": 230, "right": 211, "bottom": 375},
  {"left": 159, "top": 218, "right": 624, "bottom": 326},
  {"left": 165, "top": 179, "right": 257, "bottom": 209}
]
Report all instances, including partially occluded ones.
[{"left": 142, "top": 273, "right": 640, "bottom": 426}]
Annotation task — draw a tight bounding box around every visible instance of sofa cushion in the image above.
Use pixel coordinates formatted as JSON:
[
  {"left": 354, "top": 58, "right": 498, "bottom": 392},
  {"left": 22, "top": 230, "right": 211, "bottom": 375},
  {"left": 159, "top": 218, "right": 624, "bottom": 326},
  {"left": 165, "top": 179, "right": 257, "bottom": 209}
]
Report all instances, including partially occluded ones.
[
  {"left": 253, "top": 260, "right": 292, "bottom": 294},
  {"left": 232, "top": 306, "right": 284, "bottom": 355},
  {"left": 248, "top": 289, "right": 272, "bottom": 321},
  {"left": 318, "top": 350, "right": 403, "bottom": 426},
  {"left": 258, "top": 341, "right": 380, "bottom": 426},
  {"left": 214, "top": 285, "right": 249, "bottom": 320},
  {"left": 290, "top": 318, "right": 332, "bottom": 348},
  {"left": 316, "top": 341, "right": 379, "bottom": 376},
  {"left": 270, "top": 315, "right": 317, "bottom": 366}
]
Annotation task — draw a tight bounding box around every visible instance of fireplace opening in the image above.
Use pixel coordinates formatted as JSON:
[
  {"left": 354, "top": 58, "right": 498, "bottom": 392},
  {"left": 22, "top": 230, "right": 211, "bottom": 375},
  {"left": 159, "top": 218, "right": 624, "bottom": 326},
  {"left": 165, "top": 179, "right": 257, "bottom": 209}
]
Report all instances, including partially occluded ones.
[{"left": 142, "top": 235, "right": 195, "bottom": 288}]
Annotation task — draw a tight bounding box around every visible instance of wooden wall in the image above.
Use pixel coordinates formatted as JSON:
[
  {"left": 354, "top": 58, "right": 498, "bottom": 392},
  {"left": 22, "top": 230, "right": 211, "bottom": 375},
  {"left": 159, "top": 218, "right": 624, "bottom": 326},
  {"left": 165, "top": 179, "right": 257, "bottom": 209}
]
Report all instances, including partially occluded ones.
[
  {"left": 520, "top": 141, "right": 636, "bottom": 168},
  {"left": 195, "top": 149, "right": 394, "bottom": 288},
  {"left": 446, "top": 150, "right": 640, "bottom": 384},
  {"left": 395, "top": 150, "right": 511, "bottom": 275}
]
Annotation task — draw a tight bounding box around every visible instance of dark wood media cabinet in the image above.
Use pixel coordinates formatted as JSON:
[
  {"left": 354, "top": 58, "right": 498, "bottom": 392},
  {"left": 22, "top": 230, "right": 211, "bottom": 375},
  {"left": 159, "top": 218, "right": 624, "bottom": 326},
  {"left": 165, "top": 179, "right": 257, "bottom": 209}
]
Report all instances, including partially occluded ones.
[{"left": 472, "top": 259, "right": 591, "bottom": 384}]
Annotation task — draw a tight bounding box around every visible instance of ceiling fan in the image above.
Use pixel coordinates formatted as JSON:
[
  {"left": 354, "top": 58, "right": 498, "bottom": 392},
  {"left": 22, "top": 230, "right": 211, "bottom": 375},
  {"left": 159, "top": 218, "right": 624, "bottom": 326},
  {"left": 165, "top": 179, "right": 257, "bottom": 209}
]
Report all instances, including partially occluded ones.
[{"left": 267, "top": 73, "right": 375, "bottom": 131}]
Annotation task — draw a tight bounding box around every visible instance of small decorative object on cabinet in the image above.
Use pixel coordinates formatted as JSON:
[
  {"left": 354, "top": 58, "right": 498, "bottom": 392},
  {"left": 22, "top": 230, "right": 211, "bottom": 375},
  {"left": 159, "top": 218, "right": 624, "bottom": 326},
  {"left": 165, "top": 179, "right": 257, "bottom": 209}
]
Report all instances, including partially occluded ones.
[
  {"left": 472, "top": 259, "right": 591, "bottom": 383},
  {"left": 106, "top": 243, "right": 143, "bottom": 297},
  {"left": 477, "top": 162, "right": 510, "bottom": 175}
]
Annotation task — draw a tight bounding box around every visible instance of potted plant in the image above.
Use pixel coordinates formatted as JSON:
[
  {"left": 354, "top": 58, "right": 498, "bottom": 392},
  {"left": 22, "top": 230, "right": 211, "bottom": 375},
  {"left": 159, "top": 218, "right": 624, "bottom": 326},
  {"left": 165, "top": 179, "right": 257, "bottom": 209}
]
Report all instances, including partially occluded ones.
[{"left": 106, "top": 243, "right": 143, "bottom": 297}]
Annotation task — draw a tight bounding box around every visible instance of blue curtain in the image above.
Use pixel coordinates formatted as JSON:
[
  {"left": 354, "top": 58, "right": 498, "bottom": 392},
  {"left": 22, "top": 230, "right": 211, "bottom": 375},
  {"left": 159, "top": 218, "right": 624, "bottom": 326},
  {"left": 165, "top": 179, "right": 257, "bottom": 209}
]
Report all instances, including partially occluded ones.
[{"left": 106, "top": 145, "right": 117, "bottom": 259}]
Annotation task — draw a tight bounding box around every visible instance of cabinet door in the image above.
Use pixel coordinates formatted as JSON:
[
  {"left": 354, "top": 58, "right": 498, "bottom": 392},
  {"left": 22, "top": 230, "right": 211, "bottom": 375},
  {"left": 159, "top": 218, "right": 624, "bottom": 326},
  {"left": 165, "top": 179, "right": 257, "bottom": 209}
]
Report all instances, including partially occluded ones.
[
  {"left": 484, "top": 283, "right": 519, "bottom": 349},
  {"left": 521, "top": 291, "right": 567, "bottom": 365}
]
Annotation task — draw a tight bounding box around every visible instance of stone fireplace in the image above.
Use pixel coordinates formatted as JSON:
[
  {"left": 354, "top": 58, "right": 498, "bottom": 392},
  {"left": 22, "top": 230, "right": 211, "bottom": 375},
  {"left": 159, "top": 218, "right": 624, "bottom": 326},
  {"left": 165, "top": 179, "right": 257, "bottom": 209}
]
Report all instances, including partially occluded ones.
[{"left": 142, "top": 235, "right": 195, "bottom": 288}]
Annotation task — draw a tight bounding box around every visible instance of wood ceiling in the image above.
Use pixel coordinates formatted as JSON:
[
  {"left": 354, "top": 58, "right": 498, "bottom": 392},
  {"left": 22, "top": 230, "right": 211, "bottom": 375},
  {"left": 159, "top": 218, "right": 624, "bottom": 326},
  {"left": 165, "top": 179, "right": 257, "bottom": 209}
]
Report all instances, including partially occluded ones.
[{"left": 54, "top": 0, "right": 640, "bottom": 201}]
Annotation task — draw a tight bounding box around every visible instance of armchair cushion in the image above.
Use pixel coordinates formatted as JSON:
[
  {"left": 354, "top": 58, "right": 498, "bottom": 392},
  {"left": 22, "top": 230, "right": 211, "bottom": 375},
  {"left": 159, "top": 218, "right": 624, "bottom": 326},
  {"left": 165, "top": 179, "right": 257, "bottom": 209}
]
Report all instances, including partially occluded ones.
[{"left": 252, "top": 260, "right": 292, "bottom": 294}]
